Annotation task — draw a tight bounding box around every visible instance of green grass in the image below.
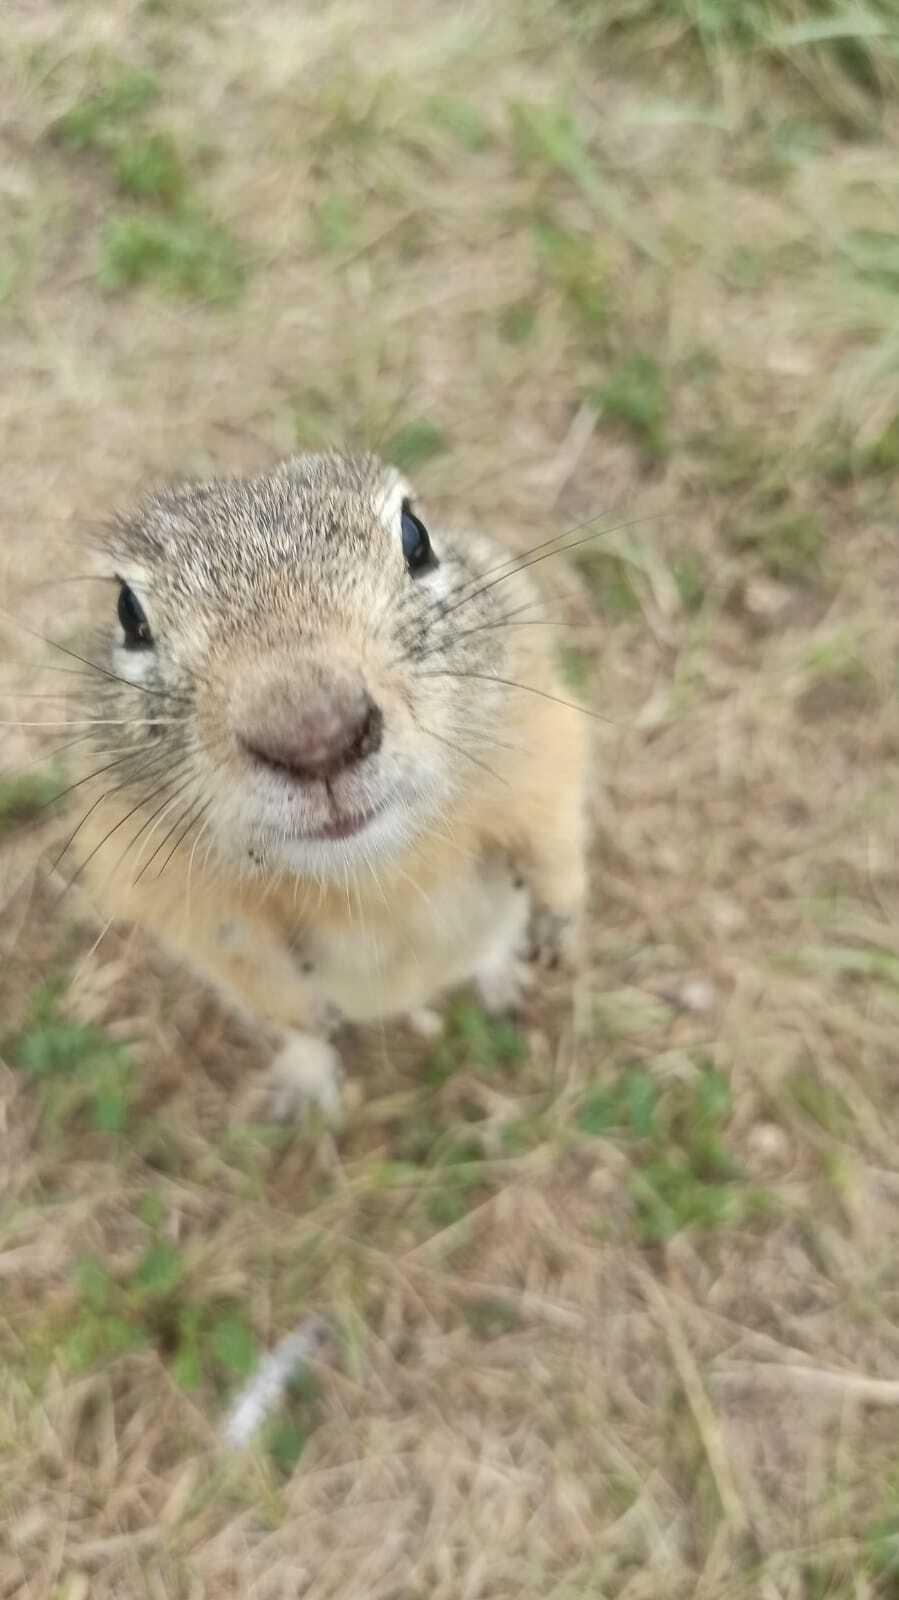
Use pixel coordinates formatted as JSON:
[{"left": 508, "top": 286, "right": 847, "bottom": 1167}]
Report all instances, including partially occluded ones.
[
  {"left": 100, "top": 211, "right": 246, "bottom": 300},
  {"left": 578, "top": 1061, "right": 772, "bottom": 1243},
  {"left": 0, "top": 768, "right": 65, "bottom": 835},
  {"left": 114, "top": 132, "right": 187, "bottom": 204},
  {"left": 424, "top": 996, "right": 526, "bottom": 1084},
  {"left": 50, "top": 56, "right": 246, "bottom": 303},
  {"left": 724, "top": 484, "right": 827, "bottom": 582},
  {"left": 591, "top": 354, "right": 670, "bottom": 462},
  {"left": 53, "top": 69, "right": 160, "bottom": 151},
  {"left": 861, "top": 413, "right": 899, "bottom": 474},
  {"left": 373, "top": 1000, "right": 530, "bottom": 1233},
  {"left": 563, "top": 0, "right": 899, "bottom": 132},
  {"left": 384, "top": 419, "right": 451, "bottom": 472},
  {"left": 66, "top": 1239, "right": 261, "bottom": 1401},
  {"left": 8, "top": 979, "right": 133, "bottom": 1133},
  {"left": 786, "top": 1069, "right": 854, "bottom": 1138},
  {"left": 6, "top": 2, "right": 899, "bottom": 1586},
  {"left": 531, "top": 213, "right": 610, "bottom": 337},
  {"left": 265, "top": 1370, "right": 323, "bottom": 1478},
  {"left": 574, "top": 551, "right": 641, "bottom": 616}
]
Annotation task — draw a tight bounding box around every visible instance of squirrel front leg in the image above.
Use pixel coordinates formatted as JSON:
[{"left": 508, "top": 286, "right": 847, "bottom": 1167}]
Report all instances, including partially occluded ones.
[
  {"left": 505, "top": 699, "right": 590, "bottom": 973},
  {"left": 204, "top": 917, "right": 346, "bottom": 1122},
  {"left": 521, "top": 785, "right": 588, "bottom": 971},
  {"left": 80, "top": 860, "right": 345, "bottom": 1122}
]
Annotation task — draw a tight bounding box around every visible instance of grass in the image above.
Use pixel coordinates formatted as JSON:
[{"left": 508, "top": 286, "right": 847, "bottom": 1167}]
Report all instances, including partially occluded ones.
[
  {"left": 49, "top": 56, "right": 246, "bottom": 302},
  {"left": 578, "top": 1061, "right": 773, "bottom": 1242},
  {"left": 2, "top": 0, "right": 899, "bottom": 1594},
  {"left": 592, "top": 354, "right": 670, "bottom": 461},
  {"left": 0, "top": 768, "right": 65, "bottom": 835},
  {"left": 52, "top": 69, "right": 160, "bottom": 152},
  {"left": 8, "top": 978, "right": 134, "bottom": 1133},
  {"left": 100, "top": 211, "right": 247, "bottom": 300}
]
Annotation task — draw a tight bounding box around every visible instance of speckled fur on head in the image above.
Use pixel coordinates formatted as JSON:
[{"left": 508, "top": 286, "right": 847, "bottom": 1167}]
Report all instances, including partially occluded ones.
[{"left": 76, "top": 452, "right": 537, "bottom": 884}]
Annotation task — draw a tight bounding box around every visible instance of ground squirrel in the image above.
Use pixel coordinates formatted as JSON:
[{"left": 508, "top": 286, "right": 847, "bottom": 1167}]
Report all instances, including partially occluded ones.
[{"left": 66, "top": 453, "right": 590, "bottom": 1117}]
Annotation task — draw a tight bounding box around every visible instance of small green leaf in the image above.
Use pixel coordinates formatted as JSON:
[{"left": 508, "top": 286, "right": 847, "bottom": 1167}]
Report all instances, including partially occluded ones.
[
  {"left": 172, "top": 1303, "right": 204, "bottom": 1389},
  {"left": 133, "top": 1240, "right": 183, "bottom": 1295},
  {"left": 268, "top": 1416, "right": 308, "bottom": 1476},
  {"left": 172, "top": 1339, "right": 203, "bottom": 1390},
  {"left": 577, "top": 1087, "right": 617, "bottom": 1136},
  {"left": 694, "top": 1067, "right": 732, "bottom": 1127},
  {"left": 623, "top": 1070, "right": 658, "bottom": 1138},
  {"left": 211, "top": 1313, "right": 257, "bottom": 1378}
]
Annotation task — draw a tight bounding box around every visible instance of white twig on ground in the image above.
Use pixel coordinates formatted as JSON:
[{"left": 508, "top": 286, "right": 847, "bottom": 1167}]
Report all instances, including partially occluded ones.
[{"left": 222, "top": 1315, "right": 331, "bottom": 1449}]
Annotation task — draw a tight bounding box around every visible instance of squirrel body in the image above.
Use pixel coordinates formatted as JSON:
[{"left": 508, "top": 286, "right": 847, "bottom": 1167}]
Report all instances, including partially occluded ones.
[{"left": 70, "top": 454, "right": 589, "bottom": 1113}]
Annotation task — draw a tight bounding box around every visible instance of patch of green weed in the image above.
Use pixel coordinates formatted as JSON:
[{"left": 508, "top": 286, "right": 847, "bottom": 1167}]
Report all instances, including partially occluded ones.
[
  {"left": 384, "top": 419, "right": 450, "bottom": 472},
  {"left": 861, "top": 413, "right": 899, "bottom": 475},
  {"left": 500, "top": 1113, "right": 550, "bottom": 1154},
  {"left": 53, "top": 69, "right": 160, "bottom": 151},
  {"left": 497, "top": 297, "right": 538, "bottom": 345},
  {"left": 67, "top": 1232, "right": 259, "bottom": 1393},
  {"left": 563, "top": 0, "right": 899, "bottom": 132},
  {"left": 265, "top": 1369, "right": 322, "bottom": 1478},
  {"left": 790, "top": 942, "right": 899, "bottom": 992},
  {"left": 114, "top": 132, "right": 187, "bottom": 203},
  {"left": 427, "top": 94, "right": 492, "bottom": 151},
  {"left": 579, "top": 1061, "right": 771, "bottom": 1243},
  {"left": 728, "top": 506, "right": 825, "bottom": 583},
  {"left": 100, "top": 211, "right": 246, "bottom": 301},
  {"left": 575, "top": 551, "right": 641, "bottom": 617},
  {"left": 863, "top": 1473, "right": 899, "bottom": 1579},
  {"left": 513, "top": 103, "right": 662, "bottom": 260},
  {"left": 8, "top": 980, "right": 133, "bottom": 1133},
  {"left": 51, "top": 58, "right": 246, "bottom": 304},
  {"left": 577, "top": 1065, "right": 659, "bottom": 1139},
  {"left": 425, "top": 997, "right": 526, "bottom": 1084},
  {"left": 312, "top": 71, "right": 392, "bottom": 154},
  {"left": 532, "top": 214, "right": 609, "bottom": 335},
  {"left": 0, "top": 767, "right": 65, "bottom": 835},
  {"left": 424, "top": 1168, "right": 483, "bottom": 1228},
  {"left": 591, "top": 353, "right": 669, "bottom": 461}
]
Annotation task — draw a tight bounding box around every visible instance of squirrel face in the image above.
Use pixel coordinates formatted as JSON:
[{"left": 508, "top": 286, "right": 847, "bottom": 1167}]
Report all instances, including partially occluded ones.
[{"left": 86, "top": 453, "right": 522, "bottom": 880}]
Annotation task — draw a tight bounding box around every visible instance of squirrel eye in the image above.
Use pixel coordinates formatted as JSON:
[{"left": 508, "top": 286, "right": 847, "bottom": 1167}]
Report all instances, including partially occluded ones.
[
  {"left": 117, "top": 581, "right": 153, "bottom": 649},
  {"left": 400, "top": 499, "right": 438, "bottom": 576}
]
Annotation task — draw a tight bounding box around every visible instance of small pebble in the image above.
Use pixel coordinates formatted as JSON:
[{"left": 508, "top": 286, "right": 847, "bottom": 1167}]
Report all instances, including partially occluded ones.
[{"left": 746, "top": 1120, "right": 792, "bottom": 1172}]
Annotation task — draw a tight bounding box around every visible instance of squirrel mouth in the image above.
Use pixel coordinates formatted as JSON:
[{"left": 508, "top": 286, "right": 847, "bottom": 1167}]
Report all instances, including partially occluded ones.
[{"left": 304, "top": 802, "right": 387, "bottom": 842}]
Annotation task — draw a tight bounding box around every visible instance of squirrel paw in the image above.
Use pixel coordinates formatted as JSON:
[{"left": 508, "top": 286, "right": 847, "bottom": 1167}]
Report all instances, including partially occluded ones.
[
  {"left": 476, "top": 954, "right": 533, "bottom": 1016},
  {"left": 528, "top": 908, "right": 580, "bottom": 973},
  {"left": 269, "top": 1032, "right": 345, "bottom": 1125},
  {"left": 406, "top": 1007, "right": 444, "bottom": 1039}
]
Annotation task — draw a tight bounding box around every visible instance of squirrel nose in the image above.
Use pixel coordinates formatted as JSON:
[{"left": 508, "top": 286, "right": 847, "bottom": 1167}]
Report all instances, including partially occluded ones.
[{"left": 238, "top": 677, "right": 383, "bottom": 782}]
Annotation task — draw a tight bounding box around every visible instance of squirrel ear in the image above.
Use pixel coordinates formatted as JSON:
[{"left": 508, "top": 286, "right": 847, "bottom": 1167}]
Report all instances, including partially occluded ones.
[{"left": 376, "top": 469, "right": 412, "bottom": 534}]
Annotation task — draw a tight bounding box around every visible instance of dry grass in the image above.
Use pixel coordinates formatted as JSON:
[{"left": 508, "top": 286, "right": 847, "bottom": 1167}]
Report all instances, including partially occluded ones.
[{"left": 3, "top": 1, "right": 899, "bottom": 1595}]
